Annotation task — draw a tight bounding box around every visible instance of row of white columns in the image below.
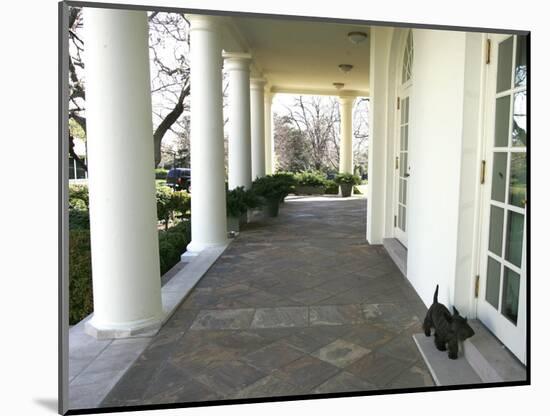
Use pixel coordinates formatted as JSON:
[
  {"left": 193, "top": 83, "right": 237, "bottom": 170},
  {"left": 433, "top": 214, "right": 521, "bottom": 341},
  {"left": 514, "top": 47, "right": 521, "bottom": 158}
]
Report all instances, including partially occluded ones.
[{"left": 82, "top": 11, "right": 277, "bottom": 337}]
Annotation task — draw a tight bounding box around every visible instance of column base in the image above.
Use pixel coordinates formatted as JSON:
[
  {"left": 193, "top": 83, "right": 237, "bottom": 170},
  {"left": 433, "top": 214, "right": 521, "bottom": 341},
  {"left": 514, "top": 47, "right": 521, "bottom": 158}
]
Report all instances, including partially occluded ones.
[
  {"left": 84, "top": 313, "right": 164, "bottom": 340},
  {"left": 183, "top": 239, "right": 230, "bottom": 262}
]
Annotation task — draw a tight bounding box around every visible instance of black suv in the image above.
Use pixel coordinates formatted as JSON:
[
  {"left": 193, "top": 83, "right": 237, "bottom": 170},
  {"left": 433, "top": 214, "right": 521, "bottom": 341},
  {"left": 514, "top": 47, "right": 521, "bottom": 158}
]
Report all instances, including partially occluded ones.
[{"left": 166, "top": 168, "right": 191, "bottom": 191}]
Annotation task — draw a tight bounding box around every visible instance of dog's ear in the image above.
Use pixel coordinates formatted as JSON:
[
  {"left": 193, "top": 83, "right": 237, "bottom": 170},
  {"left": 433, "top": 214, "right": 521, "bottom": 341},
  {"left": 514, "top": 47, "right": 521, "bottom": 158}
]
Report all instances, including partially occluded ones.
[{"left": 453, "top": 306, "right": 460, "bottom": 316}]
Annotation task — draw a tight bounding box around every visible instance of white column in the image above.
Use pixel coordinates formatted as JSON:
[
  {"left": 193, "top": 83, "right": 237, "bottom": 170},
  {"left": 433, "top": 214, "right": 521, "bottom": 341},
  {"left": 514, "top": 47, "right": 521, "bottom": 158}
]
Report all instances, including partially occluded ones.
[
  {"left": 224, "top": 52, "right": 252, "bottom": 190},
  {"left": 250, "top": 78, "right": 267, "bottom": 179},
  {"left": 367, "top": 27, "right": 391, "bottom": 244},
  {"left": 83, "top": 8, "right": 163, "bottom": 338},
  {"left": 339, "top": 96, "right": 354, "bottom": 174},
  {"left": 264, "top": 91, "right": 274, "bottom": 174},
  {"left": 186, "top": 15, "right": 228, "bottom": 254}
]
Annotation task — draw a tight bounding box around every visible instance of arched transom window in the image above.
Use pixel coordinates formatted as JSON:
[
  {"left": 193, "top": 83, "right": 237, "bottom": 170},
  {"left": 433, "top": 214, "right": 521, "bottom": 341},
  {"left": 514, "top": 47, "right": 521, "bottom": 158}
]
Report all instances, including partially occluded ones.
[{"left": 401, "top": 31, "right": 414, "bottom": 84}]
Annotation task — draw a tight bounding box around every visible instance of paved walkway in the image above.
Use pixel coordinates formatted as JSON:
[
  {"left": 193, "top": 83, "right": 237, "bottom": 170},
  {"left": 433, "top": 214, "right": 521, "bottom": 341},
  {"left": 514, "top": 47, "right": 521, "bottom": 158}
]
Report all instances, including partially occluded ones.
[{"left": 102, "top": 196, "right": 433, "bottom": 407}]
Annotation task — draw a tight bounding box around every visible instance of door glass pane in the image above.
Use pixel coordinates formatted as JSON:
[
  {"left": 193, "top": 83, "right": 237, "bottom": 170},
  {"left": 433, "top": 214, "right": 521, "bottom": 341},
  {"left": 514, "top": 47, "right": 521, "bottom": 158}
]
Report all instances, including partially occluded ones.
[
  {"left": 399, "top": 179, "right": 404, "bottom": 204},
  {"left": 486, "top": 256, "right": 501, "bottom": 309},
  {"left": 402, "top": 205, "right": 406, "bottom": 231},
  {"left": 515, "top": 35, "right": 527, "bottom": 87},
  {"left": 404, "top": 97, "right": 409, "bottom": 123},
  {"left": 488, "top": 205, "right": 504, "bottom": 255},
  {"left": 502, "top": 267, "right": 520, "bottom": 324},
  {"left": 497, "top": 37, "right": 513, "bottom": 93},
  {"left": 400, "top": 152, "right": 407, "bottom": 176},
  {"left": 509, "top": 152, "right": 526, "bottom": 207},
  {"left": 505, "top": 211, "right": 524, "bottom": 268},
  {"left": 494, "top": 96, "right": 510, "bottom": 147},
  {"left": 402, "top": 179, "right": 407, "bottom": 204},
  {"left": 401, "top": 126, "right": 408, "bottom": 150},
  {"left": 512, "top": 91, "right": 527, "bottom": 147},
  {"left": 491, "top": 153, "right": 508, "bottom": 202}
]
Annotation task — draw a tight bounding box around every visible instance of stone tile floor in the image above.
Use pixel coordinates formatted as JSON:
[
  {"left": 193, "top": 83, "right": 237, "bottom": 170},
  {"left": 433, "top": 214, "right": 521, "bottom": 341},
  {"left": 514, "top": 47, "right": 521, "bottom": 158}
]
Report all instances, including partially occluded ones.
[{"left": 101, "top": 195, "right": 434, "bottom": 407}]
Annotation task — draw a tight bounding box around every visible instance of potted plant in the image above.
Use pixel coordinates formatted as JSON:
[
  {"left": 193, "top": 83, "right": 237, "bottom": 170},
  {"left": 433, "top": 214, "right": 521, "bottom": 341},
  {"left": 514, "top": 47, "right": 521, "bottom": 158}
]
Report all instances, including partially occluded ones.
[
  {"left": 251, "top": 175, "right": 288, "bottom": 217},
  {"left": 294, "top": 171, "right": 327, "bottom": 195},
  {"left": 226, "top": 187, "right": 248, "bottom": 232},
  {"left": 272, "top": 172, "right": 296, "bottom": 203},
  {"left": 334, "top": 173, "right": 361, "bottom": 197}
]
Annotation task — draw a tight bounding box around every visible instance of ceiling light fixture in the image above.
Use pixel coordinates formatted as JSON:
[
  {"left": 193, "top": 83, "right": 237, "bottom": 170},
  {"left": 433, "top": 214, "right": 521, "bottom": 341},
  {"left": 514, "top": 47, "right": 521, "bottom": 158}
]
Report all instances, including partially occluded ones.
[
  {"left": 338, "top": 64, "right": 354, "bottom": 73},
  {"left": 348, "top": 31, "right": 368, "bottom": 44},
  {"left": 333, "top": 82, "right": 345, "bottom": 90}
]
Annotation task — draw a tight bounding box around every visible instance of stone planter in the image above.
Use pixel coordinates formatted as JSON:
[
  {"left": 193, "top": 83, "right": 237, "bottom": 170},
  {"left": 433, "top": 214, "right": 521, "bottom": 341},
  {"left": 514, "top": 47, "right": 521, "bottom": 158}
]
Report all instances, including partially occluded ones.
[
  {"left": 227, "top": 215, "right": 240, "bottom": 232},
  {"left": 265, "top": 197, "right": 280, "bottom": 217},
  {"left": 295, "top": 185, "right": 325, "bottom": 195},
  {"left": 239, "top": 212, "right": 248, "bottom": 226},
  {"left": 339, "top": 183, "right": 353, "bottom": 197}
]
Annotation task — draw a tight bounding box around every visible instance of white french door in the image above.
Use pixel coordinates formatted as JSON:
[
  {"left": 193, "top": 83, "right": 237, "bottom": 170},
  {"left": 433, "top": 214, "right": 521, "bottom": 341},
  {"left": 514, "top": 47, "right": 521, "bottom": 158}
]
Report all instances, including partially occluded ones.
[
  {"left": 477, "top": 34, "right": 527, "bottom": 364},
  {"left": 395, "top": 91, "right": 410, "bottom": 246},
  {"left": 394, "top": 30, "right": 413, "bottom": 247}
]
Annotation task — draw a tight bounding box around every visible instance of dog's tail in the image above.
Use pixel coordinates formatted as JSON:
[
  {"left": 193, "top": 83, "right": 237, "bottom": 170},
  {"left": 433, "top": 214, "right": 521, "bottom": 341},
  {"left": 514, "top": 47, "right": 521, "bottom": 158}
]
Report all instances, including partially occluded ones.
[{"left": 433, "top": 285, "right": 439, "bottom": 303}]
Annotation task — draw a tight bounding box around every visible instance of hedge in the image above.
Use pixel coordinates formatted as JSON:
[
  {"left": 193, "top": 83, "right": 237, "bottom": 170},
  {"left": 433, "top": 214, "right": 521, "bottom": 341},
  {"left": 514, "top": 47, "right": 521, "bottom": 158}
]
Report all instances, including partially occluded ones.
[
  {"left": 69, "top": 230, "right": 93, "bottom": 325},
  {"left": 68, "top": 220, "right": 191, "bottom": 325},
  {"left": 155, "top": 168, "right": 168, "bottom": 180}
]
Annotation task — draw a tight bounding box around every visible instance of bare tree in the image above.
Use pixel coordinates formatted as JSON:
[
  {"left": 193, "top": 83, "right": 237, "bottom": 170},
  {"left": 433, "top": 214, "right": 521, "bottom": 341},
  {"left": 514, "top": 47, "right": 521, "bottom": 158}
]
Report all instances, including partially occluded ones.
[
  {"left": 67, "top": 8, "right": 193, "bottom": 169},
  {"left": 274, "top": 95, "right": 369, "bottom": 174},
  {"left": 283, "top": 96, "right": 340, "bottom": 171}
]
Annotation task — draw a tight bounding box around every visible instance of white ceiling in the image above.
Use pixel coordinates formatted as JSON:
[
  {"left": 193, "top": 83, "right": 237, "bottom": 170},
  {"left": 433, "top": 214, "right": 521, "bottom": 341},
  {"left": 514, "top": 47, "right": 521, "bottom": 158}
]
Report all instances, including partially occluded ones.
[{"left": 225, "top": 16, "right": 371, "bottom": 97}]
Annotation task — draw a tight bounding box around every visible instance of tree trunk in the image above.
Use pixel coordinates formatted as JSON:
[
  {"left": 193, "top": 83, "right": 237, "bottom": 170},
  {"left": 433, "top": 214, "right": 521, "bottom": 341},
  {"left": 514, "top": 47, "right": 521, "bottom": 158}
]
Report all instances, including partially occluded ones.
[{"left": 153, "top": 83, "right": 190, "bottom": 167}]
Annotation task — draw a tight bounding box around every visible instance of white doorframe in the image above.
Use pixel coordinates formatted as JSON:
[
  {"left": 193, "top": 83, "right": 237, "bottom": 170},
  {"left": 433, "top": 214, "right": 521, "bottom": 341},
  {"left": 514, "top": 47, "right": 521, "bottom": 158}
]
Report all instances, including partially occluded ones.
[
  {"left": 476, "top": 33, "right": 527, "bottom": 364},
  {"left": 393, "top": 30, "right": 413, "bottom": 247}
]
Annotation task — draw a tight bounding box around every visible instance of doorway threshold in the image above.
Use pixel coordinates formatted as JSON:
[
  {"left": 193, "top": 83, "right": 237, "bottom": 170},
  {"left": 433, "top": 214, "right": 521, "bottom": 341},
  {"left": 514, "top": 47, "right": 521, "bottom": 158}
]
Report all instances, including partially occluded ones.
[{"left": 383, "top": 238, "right": 407, "bottom": 276}]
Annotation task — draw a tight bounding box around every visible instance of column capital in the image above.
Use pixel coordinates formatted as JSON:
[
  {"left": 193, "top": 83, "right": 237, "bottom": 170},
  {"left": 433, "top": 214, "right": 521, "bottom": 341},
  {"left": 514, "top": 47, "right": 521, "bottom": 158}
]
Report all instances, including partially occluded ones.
[
  {"left": 338, "top": 95, "right": 356, "bottom": 105},
  {"left": 223, "top": 52, "right": 252, "bottom": 72},
  {"left": 250, "top": 77, "right": 267, "bottom": 90},
  {"left": 264, "top": 90, "right": 274, "bottom": 103},
  {"left": 187, "top": 14, "right": 225, "bottom": 32}
]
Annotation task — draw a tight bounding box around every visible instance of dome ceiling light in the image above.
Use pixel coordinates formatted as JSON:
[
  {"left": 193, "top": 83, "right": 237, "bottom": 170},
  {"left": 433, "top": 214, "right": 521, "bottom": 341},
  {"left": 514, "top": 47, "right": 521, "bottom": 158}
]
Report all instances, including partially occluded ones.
[
  {"left": 348, "top": 31, "right": 368, "bottom": 44},
  {"left": 338, "top": 64, "right": 354, "bottom": 73},
  {"left": 333, "top": 82, "right": 345, "bottom": 90}
]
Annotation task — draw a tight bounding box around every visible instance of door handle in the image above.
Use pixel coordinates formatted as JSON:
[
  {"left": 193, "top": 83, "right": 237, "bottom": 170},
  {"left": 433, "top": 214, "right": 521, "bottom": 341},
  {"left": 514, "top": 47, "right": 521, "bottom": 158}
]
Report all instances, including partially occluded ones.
[{"left": 404, "top": 173, "right": 410, "bottom": 178}]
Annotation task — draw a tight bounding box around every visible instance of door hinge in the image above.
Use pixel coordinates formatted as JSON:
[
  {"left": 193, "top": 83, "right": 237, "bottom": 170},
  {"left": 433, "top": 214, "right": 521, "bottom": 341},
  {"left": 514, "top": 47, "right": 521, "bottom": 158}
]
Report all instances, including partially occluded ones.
[
  {"left": 480, "top": 160, "right": 486, "bottom": 184},
  {"left": 394, "top": 215, "right": 397, "bottom": 227},
  {"left": 395, "top": 156, "right": 399, "bottom": 170},
  {"left": 397, "top": 96, "right": 400, "bottom": 110},
  {"left": 475, "top": 275, "right": 480, "bottom": 298},
  {"left": 486, "top": 39, "right": 491, "bottom": 64}
]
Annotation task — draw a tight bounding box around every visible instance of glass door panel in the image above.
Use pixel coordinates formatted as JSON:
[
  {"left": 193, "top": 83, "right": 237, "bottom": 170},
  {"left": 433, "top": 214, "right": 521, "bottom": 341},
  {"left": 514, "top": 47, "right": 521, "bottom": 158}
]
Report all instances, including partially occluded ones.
[{"left": 478, "top": 34, "right": 527, "bottom": 364}]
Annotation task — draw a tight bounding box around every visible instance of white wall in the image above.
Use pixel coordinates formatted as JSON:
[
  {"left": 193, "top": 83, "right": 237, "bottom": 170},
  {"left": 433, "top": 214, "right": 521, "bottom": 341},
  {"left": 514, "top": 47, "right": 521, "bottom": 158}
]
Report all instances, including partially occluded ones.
[{"left": 405, "top": 29, "right": 467, "bottom": 308}]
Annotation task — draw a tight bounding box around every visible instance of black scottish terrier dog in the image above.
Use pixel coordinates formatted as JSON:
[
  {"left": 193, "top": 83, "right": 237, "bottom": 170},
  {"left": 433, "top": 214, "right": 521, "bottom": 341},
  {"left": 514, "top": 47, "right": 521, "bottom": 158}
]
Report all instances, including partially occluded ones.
[{"left": 423, "top": 285, "right": 475, "bottom": 359}]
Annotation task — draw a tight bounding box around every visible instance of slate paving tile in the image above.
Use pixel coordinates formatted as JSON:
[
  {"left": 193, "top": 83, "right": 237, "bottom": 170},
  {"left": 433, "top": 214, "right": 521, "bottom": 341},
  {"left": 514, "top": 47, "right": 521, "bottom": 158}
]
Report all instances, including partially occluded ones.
[
  {"left": 195, "top": 360, "right": 266, "bottom": 398},
  {"left": 312, "top": 339, "right": 371, "bottom": 368},
  {"left": 288, "top": 288, "right": 334, "bottom": 305},
  {"left": 142, "top": 378, "right": 220, "bottom": 405},
  {"left": 231, "top": 374, "right": 305, "bottom": 399},
  {"left": 190, "top": 308, "right": 255, "bottom": 330},
  {"left": 341, "top": 324, "right": 396, "bottom": 350},
  {"left": 345, "top": 351, "right": 412, "bottom": 387},
  {"left": 363, "top": 303, "right": 422, "bottom": 333},
  {"left": 309, "top": 304, "right": 365, "bottom": 326},
  {"left": 274, "top": 355, "right": 340, "bottom": 391},
  {"left": 376, "top": 332, "right": 422, "bottom": 363},
  {"left": 265, "top": 282, "right": 310, "bottom": 297},
  {"left": 251, "top": 306, "right": 308, "bottom": 328},
  {"left": 312, "top": 371, "right": 377, "bottom": 394},
  {"left": 243, "top": 340, "right": 305, "bottom": 372},
  {"left": 386, "top": 362, "right": 435, "bottom": 389},
  {"left": 236, "top": 289, "right": 289, "bottom": 308}
]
